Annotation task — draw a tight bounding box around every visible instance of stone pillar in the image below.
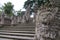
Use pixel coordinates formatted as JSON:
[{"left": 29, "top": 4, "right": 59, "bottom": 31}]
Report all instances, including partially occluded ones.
[
  {"left": 17, "top": 16, "right": 22, "bottom": 23},
  {"left": 0, "top": 12, "right": 5, "bottom": 25},
  {"left": 22, "top": 15, "right": 26, "bottom": 23},
  {"left": 25, "top": 4, "right": 30, "bottom": 22},
  {"left": 11, "top": 16, "right": 17, "bottom": 25}
]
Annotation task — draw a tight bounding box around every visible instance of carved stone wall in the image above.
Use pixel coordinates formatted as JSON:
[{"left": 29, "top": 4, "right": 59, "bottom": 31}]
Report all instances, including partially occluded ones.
[{"left": 35, "top": 6, "right": 60, "bottom": 40}]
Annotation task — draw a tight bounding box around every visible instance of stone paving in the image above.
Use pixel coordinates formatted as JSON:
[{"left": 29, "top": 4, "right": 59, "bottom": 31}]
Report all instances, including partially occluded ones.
[{"left": 0, "top": 38, "right": 14, "bottom": 40}]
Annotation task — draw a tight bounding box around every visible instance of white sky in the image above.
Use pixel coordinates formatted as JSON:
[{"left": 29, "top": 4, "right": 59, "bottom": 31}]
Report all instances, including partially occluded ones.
[{"left": 0, "top": 0, "right": 27, "bottom": 11}]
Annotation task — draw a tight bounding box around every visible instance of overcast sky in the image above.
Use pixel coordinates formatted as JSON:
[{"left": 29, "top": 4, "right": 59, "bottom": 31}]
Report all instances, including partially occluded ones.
[{"left": 0, "top": 0, "right": 27, "bottom": 11}]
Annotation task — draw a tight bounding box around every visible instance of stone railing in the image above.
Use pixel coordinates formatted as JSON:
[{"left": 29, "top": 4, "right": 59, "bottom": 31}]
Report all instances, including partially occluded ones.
[
  {"left": 0, "top": 15, "right": 11, "bottom": 26},
  {"left": 0, "top": 13, "right": 35, "bottom": 26}
]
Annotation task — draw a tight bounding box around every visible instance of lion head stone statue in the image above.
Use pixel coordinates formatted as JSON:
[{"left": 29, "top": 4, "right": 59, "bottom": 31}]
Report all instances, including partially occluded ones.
[
  {"left": 36, "top": 7, "right": 58, "bottom": 39},
  {"left": 37, "top": 7, "right": 58, "bottom": 25}
]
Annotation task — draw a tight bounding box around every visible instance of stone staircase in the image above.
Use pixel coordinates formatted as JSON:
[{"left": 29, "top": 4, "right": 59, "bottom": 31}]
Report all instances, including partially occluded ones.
[{"left": 0, "top": 22, "right": 35, "bottom": 40}]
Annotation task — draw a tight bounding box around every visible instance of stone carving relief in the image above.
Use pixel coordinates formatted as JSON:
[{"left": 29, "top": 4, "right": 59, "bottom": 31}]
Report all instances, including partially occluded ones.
[{"left": 36, "top": 7, "right": 59, "bottom": 40}]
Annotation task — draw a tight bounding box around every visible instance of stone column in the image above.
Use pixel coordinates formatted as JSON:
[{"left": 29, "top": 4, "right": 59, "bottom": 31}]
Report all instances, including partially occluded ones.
[
  {"left": 1, "top": 12, "right": 5, "bottom": 25},
  {"left": 17, "top": 16, "right": 22, "bottom": 23},
  {"left": 25, "top": 4, "right": 30, "bottom": 22},
  {"left": 11, "top": 16, "right": 17, "bottom": 25}
]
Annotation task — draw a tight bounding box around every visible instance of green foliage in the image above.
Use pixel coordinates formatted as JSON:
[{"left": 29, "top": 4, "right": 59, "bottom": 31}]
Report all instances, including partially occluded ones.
[
  {"left": 0, "top": 11, "right": 2, "bottom": 15},
  {"left": 24, "top": 0, "right": 50, "bottom": 8},
  {"left": 3, "top": 2, "right": 14, "bottom": 16},
  {"left": 24, "top": 0, "right": 51, "bottom": 16},
  {"left": 0, "top": 7, "right": 3, "bottom": 15},
  {"left": 24, "top": 0, "right": 35, "bottom": 9},
  {"left": 24, "top": 0, "right": 35, "bottom": 15},
  {"left": 24, "top": 0, "right": 51, "bottom": 12},
  {"left": 17, "top": 10, "right": 21, "bottom": 16},
  {"left": 0, "top": 7, "right": 3, "bottom": 11},
  {"left": 38, "top": 0, "right": 50, "bottom": 7}
]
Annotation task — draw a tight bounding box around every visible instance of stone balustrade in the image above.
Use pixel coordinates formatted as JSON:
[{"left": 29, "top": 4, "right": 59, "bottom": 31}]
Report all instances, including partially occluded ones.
[{"left": 0, "top": 15, "right": 11, "bottom": 26}]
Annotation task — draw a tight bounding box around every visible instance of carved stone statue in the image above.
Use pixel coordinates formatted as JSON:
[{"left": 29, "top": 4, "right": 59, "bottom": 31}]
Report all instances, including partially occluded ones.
[{"left": 35, "top": 6, "right": 60, "bottom": 40}]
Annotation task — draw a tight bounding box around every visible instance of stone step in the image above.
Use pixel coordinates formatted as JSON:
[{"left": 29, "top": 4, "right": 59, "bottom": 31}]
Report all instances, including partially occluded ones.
[
  {"left": 0, "top": 30, "right": 35, "bottom": 34},
  {"left": 0, "top": 30, "right": 35, "bottom": 40},
  {"left": 13, "top": 27, "right": 35, "bottom": 29},
  {"left": 1, "top": 27, "right": 35, "bottom": 29},
  {"left": 3, "top": 26, "right": 35, "bottom": 29},
  {"left": 0, "top": 38, "right": 13, "bottom": 40},
  {"left": 0, "top": 26, "right": 35, "bottom": 31},
  {"left": 0, "top": 26, "right": 35, "bottom": 29},
  {"left": 1, "top": 29, "right": 35, "bottom": 32},
  {"left": 0, "top": 32, "right": 35, "bottom": 37},
  {"left": 12, "top": 26, "right": 35, "bottom": 27},
  {"left": 0, "top": 29, "right": 35, "bottom": 31},
  {"left": 16, "top": 24, "right": 35, "bottom": 26},
  {"left": 0, "top": 34, "right": 34, "bottom": 40},
  {"left": 17, "top": 23, "right": 35, "bottom": 26}
]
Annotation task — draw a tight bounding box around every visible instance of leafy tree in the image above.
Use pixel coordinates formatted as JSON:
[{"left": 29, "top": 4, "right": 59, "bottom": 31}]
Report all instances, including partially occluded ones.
[
  {"left": 24, "top": 0, "right": 50, "bottom": 9},
  {"left": 17, "top": 10, "right": 21, "bottom": 16},
  {"left": 24, "top": 0, "right": 51, "bottom": 15},
  {"left": 17, "top": 10, "right": 25, "bottom": 17},
  {"left": 3, "top": 2, "right": 14, "bottom": 16},
  {"left": 0, "top": 11, "right": 2, "bottom": 15},
  {"left": 0, "top": 7, "right": 3, "bottom": 15},
  {"left": 24, "top": 0, "right": 35, "bottom": 9}
]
